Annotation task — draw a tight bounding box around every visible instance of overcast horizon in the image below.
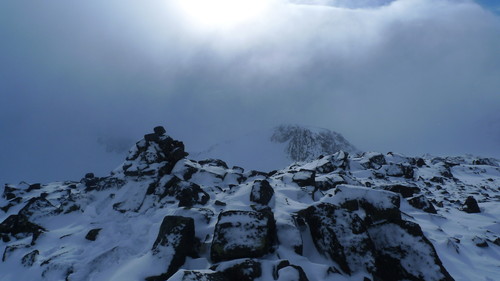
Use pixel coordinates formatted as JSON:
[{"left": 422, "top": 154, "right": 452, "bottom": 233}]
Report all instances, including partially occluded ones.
[{"left": 1, "top": 0, "right": 499, "bottom": 184}]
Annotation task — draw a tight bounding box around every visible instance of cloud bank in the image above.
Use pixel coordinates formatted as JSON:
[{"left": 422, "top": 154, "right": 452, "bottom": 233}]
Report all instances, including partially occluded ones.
[{"left": 1, "top": 0, "right": 499, "bottom": 183}]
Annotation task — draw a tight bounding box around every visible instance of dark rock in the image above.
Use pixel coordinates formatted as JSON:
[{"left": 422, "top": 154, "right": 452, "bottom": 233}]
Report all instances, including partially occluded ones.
[
  {"left": 85, "top": 173, "right": 95, "bottom": 179},
  {"left": 297, "top": 203, "right": 376, "bottom": 275},
  {"left": 211, "top": 210, "right": 276, "bottom": 262},
  {"left": 430, "top": 177, "right": 445, "bottom": 184},
  {"left": 27, "top": 183, "right": 42, "bottom": 192},
  {"left": 385, "top": 164, "right": 414, "bottom": 179},
  {"left": 368, "top": 221, "right": 455, "bottom": 281},
  {"left": 22, "top": 250, "right": 39, "bottom": 267},
  {"left": 19, "top": 197, "right": 59, "bottom": 220},
  {"left": 181, "top": 270, "right": 228, "bottom": 281},
  {"left": 250, "top": 180, "right": 274, "bottom": 205},
  {"left": 0, "top": 215, "right": 46, "bottom": 244},
  {"left": 416, "top": 158, "right": 426, "bottom": 167},
  {"left": 199, "top": 159, "right": 229, "bottom": 169},
  {"left": 382, "top": 184, "right": 420, "bottom": 198},
  {"left": 408, "top": 195, "right": 437, "bottom": 214},
  {"left": 219, "top": 259, "right": 262, "bottom": 281},
  {"left": 275, "top": 260, "right": 309, "bottom": 281},
  {"left": 473, "top": 236, "right": 488, "bottom": 248},
  {"left": 147, "top": 216, "right": 196, "bottom": 281},
  {"left": 462, "top": 196, "right": 480, "bottom": 213},
  {"left": 85, "top": 228, "right": 102, "bottom": 241},
  {"left": 183, "top": 166, "right": 199, "bottom": 181},
  {"left": 361, "top": 153, "right": 386, "bottom": 170},
  {"left": 2, "top": 244, "right": 28, "bottom": 262},
  {"left": 292, "top": 169, "right": 316, "bottom": 187},
  {"left": 315, "top": 175, "right": 345, "bottom": 191},
  {"left": 214, "top": 200, "right": 227, "bottom": 206},
  {"left": 154, "top": 126, "right": 167, "bottom": 136},
  {"left": 493, "top": 237, "right": 500, "bottom": 246},
  {"left": 144, "top": 133, "right": 160, "bottom": 142},
  {"left": 156, "top": 176, "right": 210, "bottom": 207}
]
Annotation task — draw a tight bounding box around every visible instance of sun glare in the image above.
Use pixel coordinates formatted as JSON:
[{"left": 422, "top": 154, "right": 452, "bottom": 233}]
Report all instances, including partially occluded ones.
[{"left": 177, "top": 0, "right": 269, "bottom": 28}]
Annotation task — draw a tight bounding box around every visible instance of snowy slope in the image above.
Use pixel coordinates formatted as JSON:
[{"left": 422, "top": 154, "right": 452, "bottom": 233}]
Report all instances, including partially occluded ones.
[
  {"left": 191, "top": 124, "right": 359, "bottom": 172},
  {"left": 1, "top": 127, "right": 499, "bottom": 281}
]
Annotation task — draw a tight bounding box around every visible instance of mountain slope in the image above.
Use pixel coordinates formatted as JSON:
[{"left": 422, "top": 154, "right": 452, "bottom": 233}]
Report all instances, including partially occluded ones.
[{"left": 1, "top": 127, "right": 499, "bottom": 281}]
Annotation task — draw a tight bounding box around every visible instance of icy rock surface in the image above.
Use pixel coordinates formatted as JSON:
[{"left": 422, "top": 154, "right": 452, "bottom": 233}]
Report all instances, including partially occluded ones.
[{"left": 1, "top": 127, "right": 500, "bottom": 281}]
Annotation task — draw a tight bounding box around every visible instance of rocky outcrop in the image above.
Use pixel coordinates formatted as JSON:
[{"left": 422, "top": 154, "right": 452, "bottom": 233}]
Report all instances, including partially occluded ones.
[
  {"left": 250, "top": 180, "right": 274, "bottom": 205},
  {"left": 462, "top": 196, "right": 480, "bottom": 213}
]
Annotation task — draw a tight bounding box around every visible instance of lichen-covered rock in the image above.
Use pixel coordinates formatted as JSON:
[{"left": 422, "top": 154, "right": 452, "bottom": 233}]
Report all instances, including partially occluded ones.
[
  {"left": 368, "top": 221, "right": 454, "bottom": 281},
  {"left": 297, "top": 203, "right": 375, "bottom": 275},
  {"left": 408, "top": 195, "right": 437, "bottom": 214},
  {"left": 217, "top": 259, "right": 262, "bottom": 281},
  {"left": 211, "top": 210, "right": 276, "bottom": 262},
  {"left": 250, "top": 180, "right": 274, "bottom": 205},
  {"left": 147, "top": 216, "right": 196, "bottom": 281}
]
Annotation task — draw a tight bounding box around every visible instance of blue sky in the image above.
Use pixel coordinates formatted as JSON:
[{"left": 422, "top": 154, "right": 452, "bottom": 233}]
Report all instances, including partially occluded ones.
[{"left": 1, "top": 0, "right": 499, "bottom": 183}]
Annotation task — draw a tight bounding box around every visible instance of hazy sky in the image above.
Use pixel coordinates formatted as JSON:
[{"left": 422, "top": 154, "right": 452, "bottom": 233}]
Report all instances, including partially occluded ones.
[{"left": 1, "top": 0, "right": 499, "bottom": 184}]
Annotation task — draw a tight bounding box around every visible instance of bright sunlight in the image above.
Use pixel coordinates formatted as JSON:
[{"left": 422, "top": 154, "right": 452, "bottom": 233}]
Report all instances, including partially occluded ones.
[{"left": 177, "top": 0, "right": 269, "bottom": 28}]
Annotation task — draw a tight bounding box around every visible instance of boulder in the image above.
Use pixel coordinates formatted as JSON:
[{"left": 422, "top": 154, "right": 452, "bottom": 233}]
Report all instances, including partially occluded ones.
[
  {"left": 408, "top": 195, "right": 437, "bottom": 214},
  {"left": 211, "top": 210, "right": 276, "bottom": 262},
  {"left": 368, "top": 220, "right": 454, "bottom": 281},
  {"left": 85, "top": 228, "right": 102, "bottom": 241},
  {"left": 462, "top": 196, "right": 480, "bottom": 213},
  {"left": 154, "top": 126, "right": 167, "bottom": 136},
  {"left": 250, "top": 180, "right": 274, "bottom": 205},
  {"left": 218, "top": 259, "right": 262, "bottom": 281},
  {"left": 360, "top": 153, "right": 386, "bottom": 170},
  {"left": 19, "top": 197, "right": 59, "bottom": 221},
  {"left": 154, "top": 176, "right": 210, "bottom": 207},
  {"left": 178, "top": 271, "right": 228, "bottom": 281},
  {"left": 297, "top": 203, "right": 376, "bottom": 275},
  {"left": 292, "top": 170, "right": 316, "bottom": 187},
  {"left": 146, "top": 216, "right": 196, "bottom": 281},
  {"left": 382, "top": 184, "right": 420, "bottom": 198},
  {"left": 22, "top": 250, "right": 39, "bottom": 267},
  {"left": 199, "top": 159, "right": 229, "bottom": 169}
]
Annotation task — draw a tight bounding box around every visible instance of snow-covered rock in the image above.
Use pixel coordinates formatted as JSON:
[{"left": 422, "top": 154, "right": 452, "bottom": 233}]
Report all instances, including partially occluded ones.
[{"left": 1, "top": 126, "right": 499, "bottom": 281}]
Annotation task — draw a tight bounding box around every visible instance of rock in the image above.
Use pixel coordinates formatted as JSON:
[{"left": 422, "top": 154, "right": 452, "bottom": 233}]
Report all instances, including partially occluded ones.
[
  {"left": 331, "top": 185, "right": 402, "bottom": 224},
  {"left": 27, "top": 183, "right": 42, "bottom": 192},
  {"left": 2, "top": 244, "right": 28, "bottom": 262},
  {"left": 315, "top": 175, "right": 345, "bottom": 192},
  {"left": 250, "top": 180, "right": 274, "bottom": 205},
  {"left": 22, "top": 250, "right": 39, "bottom": 267},
  {"left": 360, "top": 153, "right": 386, "bottom": 170},
  {"left": 382, "top": 184, "right": 420, "bottom": 198},
  {"left": 85, "top": 228, "right": 102, "bottom": 241},
  {"left": 85, "top": 173, "right": 95, "bottom": 179},
  {"left": 275, "top": 260, "right": 309, "bottom": 281},
  {"left": 462, "top": 196, "right": 480, "bottom": 213},
  {"left": 472, "top": 236, "right": 488, "bottom": 248},
  {"left": 408, "top": 195, "right": 437, "bottom": 214},
  {"left": 147, "top": 216, "right": 196, "bottom": 281},
  {"left": 155, "top": 176, "right": 210, "bottom": 207},
  {"left": 493, "top": 237, "right": 500, "bottom": 246},
  {"left": 154, "top": 126, "right": 167, "bottom": 136},
  {"left": 211, "top": 210, "right": 276, "bottom": 262},
  {"left": 415, "top": 158, "right": 426, "bottom": 167},
  {"left": 179, "top": 270, "right": 228, "bottom": 281},
  {"left": 0, "top": 215, "right": 46, "bottom": 244},
  {"left": 218, "top": 259, "right": 262, "bottom": 281},
  {"left": 199, "top": 159, "right": 229, "bottom": 169},
  {"left": 368, "top": 220, "right": 455, "bottom": 281},
  {"left": 297, "top": 203, "right": 375, "bottom": 275},
  {"left": 385, "top": 164, "right": 414, "bottom": 179},
  {"left": 292, "top": 169, "right": 316, "bottom": 187},
  {"left": 19, "top": 197, "right": 59, "bottom": 221}
]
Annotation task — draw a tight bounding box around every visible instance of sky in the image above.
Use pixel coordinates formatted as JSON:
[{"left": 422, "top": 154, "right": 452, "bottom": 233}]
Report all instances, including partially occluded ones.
[{"left": 1, "top": 0, "right": 499, "bottom": 184}]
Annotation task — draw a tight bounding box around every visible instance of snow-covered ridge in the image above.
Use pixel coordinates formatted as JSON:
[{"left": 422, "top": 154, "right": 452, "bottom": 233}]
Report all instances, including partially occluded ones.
[{"left": 1, "top": 127, "right": 499, "bottom": 281}]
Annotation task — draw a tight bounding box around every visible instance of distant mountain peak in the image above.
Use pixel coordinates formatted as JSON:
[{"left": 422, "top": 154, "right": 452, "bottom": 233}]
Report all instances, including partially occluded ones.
[{"left": 271, "top": 124, "right": 359, "bottom": 162}]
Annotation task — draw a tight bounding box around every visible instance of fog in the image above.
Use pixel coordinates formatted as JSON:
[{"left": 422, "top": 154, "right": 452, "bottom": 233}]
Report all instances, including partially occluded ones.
[{"left": 1, "top": 0, "right": 499, "bottom": 183}]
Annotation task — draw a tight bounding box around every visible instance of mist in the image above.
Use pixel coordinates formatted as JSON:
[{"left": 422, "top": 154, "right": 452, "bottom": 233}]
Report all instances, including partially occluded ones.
[{"left": 1, "top": 0, "right": 499, "bottom": 183}]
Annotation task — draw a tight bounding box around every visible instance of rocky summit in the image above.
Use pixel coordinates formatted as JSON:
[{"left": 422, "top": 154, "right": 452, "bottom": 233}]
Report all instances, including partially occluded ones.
[{"left": 1, "top": 127, "right": 499, "bottom": 281}]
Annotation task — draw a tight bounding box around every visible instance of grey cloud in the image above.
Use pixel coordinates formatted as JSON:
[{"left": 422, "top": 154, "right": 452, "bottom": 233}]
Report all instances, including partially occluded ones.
[{"left": 1, "top": 0, "right": 499, "bottom": 183}]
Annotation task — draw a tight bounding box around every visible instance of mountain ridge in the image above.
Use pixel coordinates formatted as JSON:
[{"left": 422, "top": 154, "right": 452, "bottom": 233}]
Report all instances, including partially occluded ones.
[{"left": 1, "top": 126, "right": 499, "bottom": 281}]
